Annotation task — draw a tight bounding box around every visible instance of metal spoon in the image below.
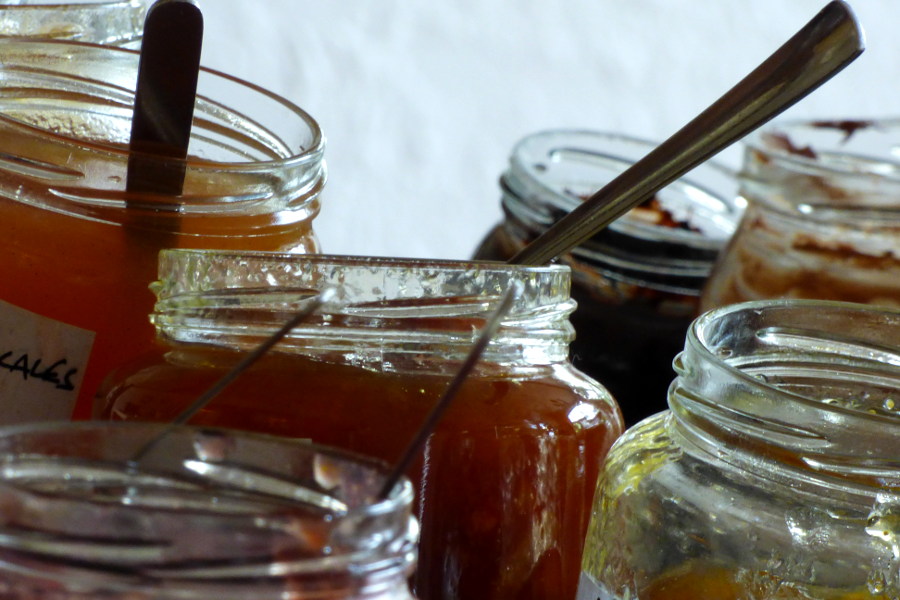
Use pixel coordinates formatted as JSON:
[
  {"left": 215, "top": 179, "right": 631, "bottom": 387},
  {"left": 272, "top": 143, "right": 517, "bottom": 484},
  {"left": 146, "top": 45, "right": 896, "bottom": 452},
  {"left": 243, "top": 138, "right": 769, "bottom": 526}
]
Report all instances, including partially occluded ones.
[{"left": 509, "top": 0, "right": 864, "bottom": 266}]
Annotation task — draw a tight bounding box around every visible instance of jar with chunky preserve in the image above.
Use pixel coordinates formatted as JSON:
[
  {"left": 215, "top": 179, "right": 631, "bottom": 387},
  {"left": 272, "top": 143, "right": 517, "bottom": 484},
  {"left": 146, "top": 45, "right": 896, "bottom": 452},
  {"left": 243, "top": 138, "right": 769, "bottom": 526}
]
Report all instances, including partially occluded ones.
[
  {"left": 473, "top": 130, "right": 741, "bottom": 425},
  {"left": 0, "top": 39, "right": 325, "bottom": 423},
  {"left": 95, "top": 249, "right": 624, "bottom": 600},
  {"left": 701, "top": 119, "right": 900, "bottom": 311},
  {"left": 0, "top": 421, "right": 418, "bottom": 599},
  {"left": 0, "top": 0, "right": 150, "bottom": 45},
  {"left": 578, "top": 300, "right": 900, "bottom": 600}
]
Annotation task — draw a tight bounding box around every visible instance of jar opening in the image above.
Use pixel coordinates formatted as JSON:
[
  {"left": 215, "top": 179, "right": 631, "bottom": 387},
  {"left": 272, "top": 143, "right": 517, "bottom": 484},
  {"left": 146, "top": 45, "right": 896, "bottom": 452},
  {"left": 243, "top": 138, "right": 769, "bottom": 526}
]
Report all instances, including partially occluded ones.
[
  {"left": 0, "top": 422, "right": 416, "bottom": 594},
  {"left": 0, "top": 39, "right": 325, "bottom": 225},
  {"left": 672, "top": 300, "right": 900, "bottom": 493},
  {"left": 505, "top": 129, "right": 742, "bottom": 248},
  {"left": 151, "top": 250, "right": 576, "bottom": 368}
]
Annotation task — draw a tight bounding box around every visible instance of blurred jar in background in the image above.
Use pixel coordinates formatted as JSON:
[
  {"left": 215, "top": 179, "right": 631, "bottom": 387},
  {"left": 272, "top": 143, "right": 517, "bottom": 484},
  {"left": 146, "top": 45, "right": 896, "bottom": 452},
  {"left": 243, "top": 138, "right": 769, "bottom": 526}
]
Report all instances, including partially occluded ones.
[
  {"left": 0, "top": 0, "right": 151, "bottom": 46},
  {"left": 0, "top": 421, "right": 418, "bottom": 599},
  {"left": 95, "top": 249, "right": 624, "bottom": 600},
  {"left": 0, "top": 40, "right": 325, "bottom": 423},
  {"left": 702, "top": 119, "right": 900, "bottom": 311},
  {"left": 578, "top": 299, "right": 900, "bottom": 600},
  {"left": 474, "top": 130, "right": 741, "bottom": 426}
]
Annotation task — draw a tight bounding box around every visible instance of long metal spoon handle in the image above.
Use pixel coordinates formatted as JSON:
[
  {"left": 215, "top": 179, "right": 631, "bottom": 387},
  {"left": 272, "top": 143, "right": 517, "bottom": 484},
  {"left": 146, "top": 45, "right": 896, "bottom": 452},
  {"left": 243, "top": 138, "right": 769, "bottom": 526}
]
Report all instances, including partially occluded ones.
[
  {"left": 377, "top": 283, "right": 523, "bottom": 500},
  {"left": 509, "top": 0, "right": 864, "bottom": 266},
  {"left": 128, "top": 288, "right": 336, "bottom": 465}
]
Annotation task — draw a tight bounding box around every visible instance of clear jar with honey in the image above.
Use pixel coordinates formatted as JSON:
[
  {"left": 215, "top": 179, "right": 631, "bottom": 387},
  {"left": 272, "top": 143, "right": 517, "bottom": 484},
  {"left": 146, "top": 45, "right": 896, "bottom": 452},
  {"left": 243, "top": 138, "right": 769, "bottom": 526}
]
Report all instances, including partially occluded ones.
[
  {"left": 578, "top": 300, "right": 900, "bottom": 600},
  {"left": 0, "top": 421, "right": 417, "bottom": 599},
  {"left": 0, "top": 39, "right": 325, "bottom": 422},
  {"left": 95, "top": 249, "right": 624, "bottom": 600}
]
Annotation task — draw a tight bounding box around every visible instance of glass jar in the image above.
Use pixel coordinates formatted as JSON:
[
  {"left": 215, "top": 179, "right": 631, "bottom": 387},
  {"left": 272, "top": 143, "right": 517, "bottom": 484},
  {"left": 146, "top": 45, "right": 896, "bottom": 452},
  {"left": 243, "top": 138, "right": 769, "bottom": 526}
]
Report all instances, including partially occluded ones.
[
  {"left": 473, "top": 129, "right": 741, "bottom": 426},
  {"left": 0, "top": 0, "right": 150, "bottom": 46},
  {"left": 94, "top": 249, "right": 625, "bottom": 600},
  {"left": 701, "top": 119, "right": 900, "bottom": 311},
  {"left": 0, "top": 421, "right": 417, "bottom": 599},
  {"left": 0, "top": 39, "right": 325, "bottom": 423},
  {"left": 577, "top": 300, "right": 900, "bottom": 600}
]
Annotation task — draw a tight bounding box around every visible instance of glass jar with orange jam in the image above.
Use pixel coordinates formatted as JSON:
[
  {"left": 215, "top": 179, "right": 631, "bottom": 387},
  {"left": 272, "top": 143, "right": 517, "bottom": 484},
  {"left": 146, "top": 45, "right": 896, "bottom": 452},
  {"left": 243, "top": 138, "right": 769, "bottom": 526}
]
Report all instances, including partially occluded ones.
[
  {"left": 0, "top": 39, "right": 325, "bottom": 423},
  {"left": 95, "top": 249, "right": 624, "bottom": 600},
  {"left": 701, "top": 119, "right": 900, "bottom": 312},
  {"left": 473, "top": 130, "right": 741, "bottom": 426},
  {"left": 0, "top": 421, "right": 418, "bottom": 599},
  {"left": 577, "top": 300, "right": 900, "bottom": 600},
  {"left": 0, "top": 0, "right": 151, "bottom": 46}
]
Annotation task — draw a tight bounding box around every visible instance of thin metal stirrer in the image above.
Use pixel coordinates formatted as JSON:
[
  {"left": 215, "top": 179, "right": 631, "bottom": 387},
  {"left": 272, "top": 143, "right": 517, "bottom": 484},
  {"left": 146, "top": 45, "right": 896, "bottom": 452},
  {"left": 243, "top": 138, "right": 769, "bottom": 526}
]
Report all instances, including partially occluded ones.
[
  {"left": 509, "top": 0, "right": 863, "bottom": 266},
  {"left": 128, "top": 288, "right": 337, "bottom": 465},
  {"left": 377, "top": 282, "right": 523, "bottom": 500}
]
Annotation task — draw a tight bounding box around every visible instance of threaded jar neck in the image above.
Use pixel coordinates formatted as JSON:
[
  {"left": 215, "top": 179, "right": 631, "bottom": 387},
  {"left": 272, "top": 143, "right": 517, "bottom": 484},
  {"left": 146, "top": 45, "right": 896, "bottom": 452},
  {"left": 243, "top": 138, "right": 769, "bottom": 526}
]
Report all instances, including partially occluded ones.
[
  {"left": 669, "top": 300, "right": 900, "bottom": 500},
  {"left": 151, "top": 250, "right": 577, "bottom": 371},
  {"left": 0, "top": 422, "right": 417, "bottom": 599},
  {"left": 499, "top": 129, "right": 741, "bottom": 294},
  {"left": 0, "top": 39, "right": 325, "bottom": 231},
  {"left": 740, "top": 119, "right": 900, "bottom": 226}
]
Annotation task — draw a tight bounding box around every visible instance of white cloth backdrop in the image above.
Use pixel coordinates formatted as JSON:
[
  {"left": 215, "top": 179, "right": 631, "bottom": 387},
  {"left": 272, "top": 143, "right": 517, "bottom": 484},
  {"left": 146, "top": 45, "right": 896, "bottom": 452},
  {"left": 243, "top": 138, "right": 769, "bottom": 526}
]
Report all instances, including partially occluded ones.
[{"left": 199, "top": 1, "right": 896, "bottom": 260}]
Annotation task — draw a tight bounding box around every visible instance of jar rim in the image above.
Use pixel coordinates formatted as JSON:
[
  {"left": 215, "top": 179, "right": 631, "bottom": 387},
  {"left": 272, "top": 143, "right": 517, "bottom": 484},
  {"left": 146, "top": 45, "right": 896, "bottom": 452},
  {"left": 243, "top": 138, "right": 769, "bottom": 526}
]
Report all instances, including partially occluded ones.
[
  {"left": 505, "top": 128, "right": 742, "bottom": 248},
  {"left": 151, "top": 249, "right": 576, "bottom": 366},
  {"left": 744, "top": 117, "right": 900, "bottom": 185},
  {"left": 687, "top": 299, "right": 900, "bottom": 424},
  {"left": 0, "top": 420, "right": 415, "bottom": 521},
  {"left": 0, "top": 0, "right": 144, "bottom": 9},
  {"left": 0, "top": 421, "right": 417, "bottom": 594},
  {"left": 0, "top": 38, "right": 324, "bottom": 171}
]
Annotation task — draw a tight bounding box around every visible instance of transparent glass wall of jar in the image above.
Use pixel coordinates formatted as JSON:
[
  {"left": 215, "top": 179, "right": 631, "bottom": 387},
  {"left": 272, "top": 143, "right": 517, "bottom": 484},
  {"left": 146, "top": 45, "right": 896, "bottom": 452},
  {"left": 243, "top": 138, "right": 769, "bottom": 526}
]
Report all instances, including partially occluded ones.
[
  {"left": 0, "top": 421, "right": 417, "bottom": 599},
  {"left": 578, "top": 300, "right": 900, "bottom": 600},
  {"left": 95, "top": 249, "right": 625, "bottom": 600},
  {"left": 0, "top": 0, "right": 151, "bottom": 46},
  {"left": 473, "top": 129, "right": 741, "bottom": 425},
  {"left": 0, "top": 39, "right": 325, "bottom": 423},
  {"left": 702, "top": 119, "right": 900, "bottom": 311}
]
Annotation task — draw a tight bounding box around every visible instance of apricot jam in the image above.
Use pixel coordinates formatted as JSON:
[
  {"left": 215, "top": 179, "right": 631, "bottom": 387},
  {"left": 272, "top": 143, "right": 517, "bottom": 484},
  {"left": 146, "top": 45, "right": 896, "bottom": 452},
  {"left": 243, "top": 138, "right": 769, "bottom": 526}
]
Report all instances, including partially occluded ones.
[
  {"left": 0, "top": 40, "right": 324, "bottom": 422},
  {"left": 637, "top": 565, "right": 887, "bottom": 600},
  {"left": 95, "top": 250, "right": 624, "bottom": 600}
]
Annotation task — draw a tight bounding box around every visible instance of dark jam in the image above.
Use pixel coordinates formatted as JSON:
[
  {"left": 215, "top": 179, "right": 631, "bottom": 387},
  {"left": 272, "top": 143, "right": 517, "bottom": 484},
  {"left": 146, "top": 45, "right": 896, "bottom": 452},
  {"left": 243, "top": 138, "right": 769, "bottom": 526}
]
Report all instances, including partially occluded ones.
[
  {"left": 475, "top": 208, "right": 699, "bottom": 427},
  {"left": 96, "top": 345, "right": 622, "bottom": 600}
]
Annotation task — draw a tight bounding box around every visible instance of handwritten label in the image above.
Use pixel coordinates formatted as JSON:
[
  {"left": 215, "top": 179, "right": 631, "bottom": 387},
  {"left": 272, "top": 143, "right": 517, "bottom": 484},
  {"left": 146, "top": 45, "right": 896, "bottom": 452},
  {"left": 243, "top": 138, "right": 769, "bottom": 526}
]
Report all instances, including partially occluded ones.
[{"left": 0, "top": 299, "right": 95, "bottom": 424}]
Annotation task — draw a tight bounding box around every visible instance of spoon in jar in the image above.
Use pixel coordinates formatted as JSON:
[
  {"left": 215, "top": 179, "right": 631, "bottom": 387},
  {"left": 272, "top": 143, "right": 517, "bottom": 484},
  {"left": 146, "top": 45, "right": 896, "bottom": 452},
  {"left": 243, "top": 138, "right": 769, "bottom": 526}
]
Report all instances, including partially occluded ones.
[
  {"left": 128, "top": 288, "right": 337, "bottom": 465},
  {"left": 509, "top": 0, "right": 864, "bottom": 266},
  {"left": 126, "top": 0, "right": 204, "bottom": 201}
]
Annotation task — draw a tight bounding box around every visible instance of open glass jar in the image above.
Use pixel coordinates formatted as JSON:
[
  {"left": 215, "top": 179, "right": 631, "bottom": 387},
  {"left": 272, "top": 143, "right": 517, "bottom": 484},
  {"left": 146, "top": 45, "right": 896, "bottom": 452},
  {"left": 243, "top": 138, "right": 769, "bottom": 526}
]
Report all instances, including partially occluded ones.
[
  {"left": 0, "top": 39, "right": 325, "bottom": 423},
  {"left": 474, "top": 129, "right": 741, "bottom": 425},
  {"left": 0, "top": 0, "right": 151, "bottom": 45},
  {"left": 578, "top": 300, "right": 900, "bottom": 600},
  {"left": 0, "top": 421, "right": 417, "bottom": 599},
  {"left": 95, "top": 249, "right": 624, "bottom": 600},
  {"left": 701, "top": 119, "right": 900, "bottom": 311}
]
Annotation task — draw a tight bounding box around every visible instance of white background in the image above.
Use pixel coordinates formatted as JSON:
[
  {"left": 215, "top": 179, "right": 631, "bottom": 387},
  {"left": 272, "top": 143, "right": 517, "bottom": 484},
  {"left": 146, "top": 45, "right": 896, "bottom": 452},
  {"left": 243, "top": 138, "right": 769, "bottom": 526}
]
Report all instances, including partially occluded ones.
[{"left": 198, "top": 1, "right": 896, "bottom": 260}]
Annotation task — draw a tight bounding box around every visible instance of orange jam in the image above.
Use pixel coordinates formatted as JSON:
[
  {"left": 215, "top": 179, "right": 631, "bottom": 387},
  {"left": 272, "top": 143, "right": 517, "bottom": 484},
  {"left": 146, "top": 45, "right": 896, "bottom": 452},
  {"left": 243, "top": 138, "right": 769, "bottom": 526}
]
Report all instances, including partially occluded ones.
[
  {"left": 0, "top": 40, "right": 324, "bottom": 422},
  {"left": 641, "top": 565, "right": 886, "bottom": 600},
  {"left": 94, "top": 251, "right": 624, "bottom": 600}
]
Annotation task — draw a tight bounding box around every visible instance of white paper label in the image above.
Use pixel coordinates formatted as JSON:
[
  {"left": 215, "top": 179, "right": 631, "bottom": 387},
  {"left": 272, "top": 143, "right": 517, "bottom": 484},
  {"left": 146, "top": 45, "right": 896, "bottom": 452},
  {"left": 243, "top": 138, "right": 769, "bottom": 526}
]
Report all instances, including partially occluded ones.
[
  {"left": 577, "top": 571, "right": 617, "bottom": 600},
  {"left": 0, "top": 299, "right": 95, "bottom": 424}
]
